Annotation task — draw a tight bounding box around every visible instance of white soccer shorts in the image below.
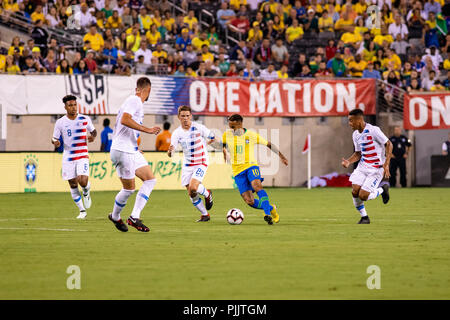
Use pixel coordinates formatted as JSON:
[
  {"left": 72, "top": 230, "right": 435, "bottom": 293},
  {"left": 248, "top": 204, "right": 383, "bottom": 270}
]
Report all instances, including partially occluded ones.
[
  {"left": 110, "top": 149, "right": 149, "bottom": 179},
  {"left": 349, "top": 166, "right": 384, "bottom": 193},
  {"left": 62, "top": 158, "right": 90, "bottom": 180},
  {"left": 181, "top": 164, "right": 208, "bottom": 186}
]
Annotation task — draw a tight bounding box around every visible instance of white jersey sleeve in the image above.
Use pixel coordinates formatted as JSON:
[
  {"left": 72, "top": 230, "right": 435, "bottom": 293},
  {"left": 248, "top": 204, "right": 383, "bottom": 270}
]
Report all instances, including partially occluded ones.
[
  {"left": 373, "top": 126, "right": 389, "bottom": 146},
  {"left": 86, "top": 116, "right": 95, "bottom": 133},
  {"left": 352, "top": 131, "right": 361, "bottom": 152},
  {"left": 169, "top": 129, "right": 180, "bottom": 149},
  {"left": 443, "top": 142, "right": 448, "bottom": 152},
  {"left": 53, "top": 119, "right": 62, "bottom": 140},
  {"left": 199, "top": 123, "right": 215, "bottom": 141}
]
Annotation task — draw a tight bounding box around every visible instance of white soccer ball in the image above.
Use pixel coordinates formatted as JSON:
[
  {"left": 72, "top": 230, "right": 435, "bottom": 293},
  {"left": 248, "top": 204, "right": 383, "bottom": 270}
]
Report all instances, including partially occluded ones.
[{"left": 227, "top": 208, "right": 244, "bottom": 225}]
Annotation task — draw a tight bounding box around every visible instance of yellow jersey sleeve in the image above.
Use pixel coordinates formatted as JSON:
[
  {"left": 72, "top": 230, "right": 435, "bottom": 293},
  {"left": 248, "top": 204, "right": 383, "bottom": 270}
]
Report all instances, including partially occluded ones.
[{"left": 255, "top": 132, "right": 268, "bottom": 146}]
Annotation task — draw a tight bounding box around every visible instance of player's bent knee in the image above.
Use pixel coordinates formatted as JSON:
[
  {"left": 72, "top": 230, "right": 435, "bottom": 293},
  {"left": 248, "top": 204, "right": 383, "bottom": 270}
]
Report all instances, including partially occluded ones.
[{"left": 359, "top": 193, "right": 369, "bottom": 201}]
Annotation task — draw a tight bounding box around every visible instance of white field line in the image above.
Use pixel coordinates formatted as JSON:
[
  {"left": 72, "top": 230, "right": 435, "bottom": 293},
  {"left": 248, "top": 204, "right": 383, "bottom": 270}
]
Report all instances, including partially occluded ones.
[{"left": 0, "top": 227, "right": 89, "bottom": 232}]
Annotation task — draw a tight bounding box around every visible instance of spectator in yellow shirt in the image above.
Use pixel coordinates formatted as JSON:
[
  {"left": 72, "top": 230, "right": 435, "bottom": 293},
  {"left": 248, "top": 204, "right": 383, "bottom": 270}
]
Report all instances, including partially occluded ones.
[
  {"left": 106, "top": 10, "right": 124, "bottom": 29},
  {"left": 334, "top": 11, "right": 354, "bottom": 33},
  {"left": 230, "top": 0, "right": 247, "bottom": 11},
  {"left": 247, "top": 22, "right": 264, "bottom": 42},
  {"left": 353, "top": 0, "right": 367, "bottom": 15},
  {"left": 152, "top": 44, "right": 168, "bottom": 60},
  {"left": 285, "top": 19, "right": 303, "bottom": 43},
  {"left": 31, "top": 5, "right": 45, "bottom": 23},
  {"left": 56, "top": 59, "right": 73, "bottom": 74},
  {"left": 281, "top": 0, "right": 292, "bottom": 16},
  {"left": 192, "top": 32, "right": 210, "bottom": 52},
  {"left": 382, "top": 48, "right": 402, "bottom": 70},
  {"left": 139, "top": 7, "right": 152, "bottom": 30},
  {"left": 277, "top": 65, "right": 289, "bottom": 79},
  {"left": 83, "top": 25, "right": 105, "bottom": 52},
  {"left": 184, "top": 10, "right": 198, "bottom": 30},
  {"left": 0, "top": 54, "right": 6, "bottom": 71},
  {"left": 146, "top": 24, "right": 161, "bottom": 46},
  {"left": 348, "top": 54, "right": 367, "bottom": 77},
  {"left": 186, "top": 66, "right": 197, "bottom": 77},
  {"left": 319, "top": 10, "right": 333, "bottom": 32},
  {"left": 340, "top": 30, "right": 362, "bottom": 46},
  {"left": 201, "top": 45, "right": 214, "bottom": 63},
  {"left": 4, "top": 55, "right": 20, "bottom": 74},
  {"left": 163, "top": 10, "right": 175, "bottom": 32},
  {"left": 126, "top": 24, "right": 141, "bottom": 52},
  {"left": 8, "top": 36, "right": 23, "bottom": 56}
]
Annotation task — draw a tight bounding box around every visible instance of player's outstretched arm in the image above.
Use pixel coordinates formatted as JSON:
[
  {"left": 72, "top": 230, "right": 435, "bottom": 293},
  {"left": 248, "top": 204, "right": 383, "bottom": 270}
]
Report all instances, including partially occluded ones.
[
  {"left": 167, "top": 145, "right": 174, "bottom": 158},
  {"left": 88, "top": 129, "right": 97, "bottom": 142},
  {"left": 383, "top": 140, "right": 393, "bottom": 179},
  {"left": 341, "top": 152, "right": 361, "bottom": 168},
  {"left": 121, "top": 112, "right": 161, "bottom": 135},
  {"left": 51, "top": 137, "right": 60, "bottom": 148},
  {"left": 267, "top": 142, "right": 288, "bottom": 166}
]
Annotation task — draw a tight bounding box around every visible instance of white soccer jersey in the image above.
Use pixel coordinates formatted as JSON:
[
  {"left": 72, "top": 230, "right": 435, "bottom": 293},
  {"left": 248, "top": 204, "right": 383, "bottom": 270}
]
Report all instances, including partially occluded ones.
[
  {"left": 111, "top": 95, "right": 144, "bottom": 153},
  {"left": 52, "top": 114, "right": 95, "bottom": 162},
  {"left": 170, "top": 122, "right": 215, "bottom": 167},
  {"left": 352, "top": 123, "right": 389, "bottom": 169}
]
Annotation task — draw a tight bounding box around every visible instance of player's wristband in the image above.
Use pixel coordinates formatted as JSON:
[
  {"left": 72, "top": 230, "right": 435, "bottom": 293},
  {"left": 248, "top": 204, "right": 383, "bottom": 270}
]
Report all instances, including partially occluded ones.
[{"left": 51, "top": 138, "right": 58, "bottom": 143}]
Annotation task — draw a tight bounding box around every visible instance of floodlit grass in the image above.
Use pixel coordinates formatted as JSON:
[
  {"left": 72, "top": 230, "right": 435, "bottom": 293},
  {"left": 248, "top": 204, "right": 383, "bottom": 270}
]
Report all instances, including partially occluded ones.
[{"left": 0, "top": 188, "right": 449, "bottom": 299}]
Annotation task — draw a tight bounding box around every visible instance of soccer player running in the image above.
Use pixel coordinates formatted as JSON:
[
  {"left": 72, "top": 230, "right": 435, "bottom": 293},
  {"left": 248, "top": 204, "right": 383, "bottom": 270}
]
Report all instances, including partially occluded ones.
[
  {"left": 108, "top": 77, "right": 161, "bottom": 232},
  {"left": 341, "top": 109, "right": 393, "bottom": 224},
  {"left": 168, "top": 105, "right": 214, "bottom": 222},
  {"left": 51, "top": 95, "right": 97, "bottom": 219},
  {"left": 222, "top": 114, "right": 288, "bottom": 225}
]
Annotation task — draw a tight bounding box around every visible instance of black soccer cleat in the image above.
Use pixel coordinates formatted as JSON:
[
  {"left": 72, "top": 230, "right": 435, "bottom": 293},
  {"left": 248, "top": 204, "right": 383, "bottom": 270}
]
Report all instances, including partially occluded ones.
[
  {"left": 197, "top": 214, "right": 210, "bottom": 222},
  {"left": 108, "top": 213, "right": 128, "bottom": 232},
  {"left": 264, "top": 215, "right": 273, "bottom": 225},
  {"left": 205, "top": 190, "right": 213, "bottom": 210},
  {"left": 358, "top": 216, "right": 370, "bottom": 224},
  {"left": 381, "top": 182, "right": 390, "bottom": 204},
  {"left": 127, "top": 216, "right": 150, "bottom": 232}
]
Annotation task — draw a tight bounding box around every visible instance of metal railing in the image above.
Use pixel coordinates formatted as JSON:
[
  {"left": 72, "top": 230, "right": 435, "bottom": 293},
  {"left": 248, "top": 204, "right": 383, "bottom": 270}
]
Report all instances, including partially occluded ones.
[
  {"left": 0, "top": 11, "right": 83, "bottom": 49},
  {"left": 376, "top": 79, "right": 406, "bottom": 124}
]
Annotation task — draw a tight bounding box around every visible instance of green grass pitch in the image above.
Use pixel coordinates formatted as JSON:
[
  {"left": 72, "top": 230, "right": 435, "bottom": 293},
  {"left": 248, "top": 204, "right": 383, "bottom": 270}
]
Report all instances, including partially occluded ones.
[{"left": 0, "top": 188, "right": 449, "bottom": 299}]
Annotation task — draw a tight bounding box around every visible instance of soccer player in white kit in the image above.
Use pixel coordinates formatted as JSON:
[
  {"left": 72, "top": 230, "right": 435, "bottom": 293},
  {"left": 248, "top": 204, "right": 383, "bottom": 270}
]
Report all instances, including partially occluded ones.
[
  {"left": 108, "top": 77, "right": 161, "bottom": 232},
  {"left": 51, "top": 95, "right": 97, "bottom": 219},
  {"left": 341, "top": 109, "right": 393, "bottom": 224},
  {"left": 168, "top": 105, "right": 214, "bottom": 222}
]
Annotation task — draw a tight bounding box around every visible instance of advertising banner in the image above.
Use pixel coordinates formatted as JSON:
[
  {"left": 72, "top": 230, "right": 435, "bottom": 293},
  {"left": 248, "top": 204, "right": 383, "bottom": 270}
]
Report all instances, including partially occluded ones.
[
  {"left": 404, "top": 92, "right": 450, "bottom": 130},
  {"left": 0, "top": 75, "right": 376, "bottom": 117},
  {"left": 0, "top": 152, "right": 234, "bottom": 193}
]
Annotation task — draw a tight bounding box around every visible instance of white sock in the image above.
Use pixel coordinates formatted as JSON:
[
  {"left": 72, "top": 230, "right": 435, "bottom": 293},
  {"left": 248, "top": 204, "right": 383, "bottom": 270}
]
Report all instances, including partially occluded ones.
[
  {"left": 70, "top": 187, "right": 85, "bottom": 212},
  {"left": 112, "top": 189, "right": 135, "bottom": 221},
  {"left": 81, "top": 181, "right": 90, "bottom": 196},
  {"left": 131, "top": 179, "right": 157, "bottom": 219},
  {"left": 196, "top": 184, "right": 210, "bottom": 197},
  {"left": 353, "top": 196, "right": 368, "bottom": 217},
  {"left": 367, "top": 187, "right": 384, "bottom": 200},
  {"left": 191, "top": 195, "right": 208, "bottom": 215}
]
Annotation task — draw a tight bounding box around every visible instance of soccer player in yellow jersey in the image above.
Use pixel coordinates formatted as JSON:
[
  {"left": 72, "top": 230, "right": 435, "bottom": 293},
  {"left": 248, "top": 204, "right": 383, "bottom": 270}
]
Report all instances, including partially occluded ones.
[{"left": 222, "top": 114, "right": 288, "bottom": 225}]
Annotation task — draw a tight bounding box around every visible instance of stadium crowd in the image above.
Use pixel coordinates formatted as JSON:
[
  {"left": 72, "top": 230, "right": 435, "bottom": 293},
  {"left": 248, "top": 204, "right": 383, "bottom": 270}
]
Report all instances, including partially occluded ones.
[{"left": 0, "top": 0, "right": 449, "bottom": 92}]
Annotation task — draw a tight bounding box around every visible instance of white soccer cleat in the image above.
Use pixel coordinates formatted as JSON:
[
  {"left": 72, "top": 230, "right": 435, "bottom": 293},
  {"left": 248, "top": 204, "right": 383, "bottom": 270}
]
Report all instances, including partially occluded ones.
[
  {"left": 83, "top": 192, "right": 91, "bottom": 209},
  {"left": 76, "top": 211, "right": 87, "bottom": 219}
]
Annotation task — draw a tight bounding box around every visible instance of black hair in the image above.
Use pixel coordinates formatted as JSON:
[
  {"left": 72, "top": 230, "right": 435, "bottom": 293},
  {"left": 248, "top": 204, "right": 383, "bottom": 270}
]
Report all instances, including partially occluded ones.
[
  {"left": 103, "top": 118, "right": 110, "bottom": 127},
  {"left": 136, "top": 76, "right": 151, "bottom": 88},
  {"left": 163, "top": 122, "right": 171, "bottom": 130},
  {"left": 62, "top": 95, "right": 77, "bottom": 104},
  {"left": 228, "top": 114, "right": 243, "bottom": 122},
  {"left": 349, "top": 109, "right": 364, "bottom": 117}
]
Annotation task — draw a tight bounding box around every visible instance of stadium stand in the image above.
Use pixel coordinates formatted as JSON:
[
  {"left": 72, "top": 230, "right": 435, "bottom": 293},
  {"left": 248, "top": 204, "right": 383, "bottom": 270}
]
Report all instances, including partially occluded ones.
[{"left": 0, "top": 0, "right": 449, "bottom": 92}]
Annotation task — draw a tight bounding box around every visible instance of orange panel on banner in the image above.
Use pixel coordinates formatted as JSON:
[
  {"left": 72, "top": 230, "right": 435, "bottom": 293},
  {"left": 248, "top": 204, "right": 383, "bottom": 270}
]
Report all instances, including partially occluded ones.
[
  {"left": 404, "top": 93, "right": 450, "bottom": 130},
  {"left": 188, "top": 78, "right": 376, "bottom": 117}
]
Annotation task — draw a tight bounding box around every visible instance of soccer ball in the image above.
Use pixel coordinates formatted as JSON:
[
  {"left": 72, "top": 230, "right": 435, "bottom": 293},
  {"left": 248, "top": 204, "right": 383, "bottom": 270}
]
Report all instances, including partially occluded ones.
[{"left": 227, "top": 208, "right": 244, "bottom": 225}]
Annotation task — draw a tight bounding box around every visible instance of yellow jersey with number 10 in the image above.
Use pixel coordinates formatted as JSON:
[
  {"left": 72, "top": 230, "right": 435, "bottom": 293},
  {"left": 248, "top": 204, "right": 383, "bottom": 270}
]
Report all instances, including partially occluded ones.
[{"left": 222, "top": 129, "right": 268, "bottom": 177}]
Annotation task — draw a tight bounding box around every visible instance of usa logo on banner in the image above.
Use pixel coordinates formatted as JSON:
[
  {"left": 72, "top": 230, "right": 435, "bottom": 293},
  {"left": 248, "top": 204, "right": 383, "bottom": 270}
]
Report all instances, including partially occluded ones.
[{"left": 65, "top": 75, "right": 109, "bottom": 114}]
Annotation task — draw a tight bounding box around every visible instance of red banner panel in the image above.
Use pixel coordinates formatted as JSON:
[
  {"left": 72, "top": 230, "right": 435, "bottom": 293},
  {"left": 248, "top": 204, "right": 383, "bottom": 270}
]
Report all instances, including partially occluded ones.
[
  {"left": 404, "top": 93, "right": 450, "bottom": 130},
  {"left": 187, "top": 79, "right": 376, "bottom": 117}
]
